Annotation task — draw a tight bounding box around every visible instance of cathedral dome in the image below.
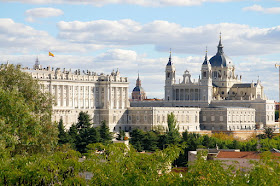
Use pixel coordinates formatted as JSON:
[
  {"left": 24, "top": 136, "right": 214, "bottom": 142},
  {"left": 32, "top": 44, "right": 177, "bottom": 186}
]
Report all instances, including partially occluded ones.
[
  {"left": 131, "top": 73, "right": 147, "bottom": 101},
  {"left": 209, "top": 53, "right": 232, "bottom": 67},
  {"left": 209, "top": 35, "right": 233, "bottom": 67},
  {"left": 133, "top": 86, "right": 144, "bottom": 92}
]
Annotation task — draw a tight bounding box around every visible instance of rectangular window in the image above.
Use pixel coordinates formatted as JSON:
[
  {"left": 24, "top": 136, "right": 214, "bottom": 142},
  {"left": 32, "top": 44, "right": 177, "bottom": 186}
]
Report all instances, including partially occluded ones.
[
  {"left": 211, "top": 116, "right": 215, "bottom": 122},
  {"left": 113, "top": 116, "right": 116, "bottom": 123},
  {"left": 203, "top": 116, "right": 206, "bottom": 122},
  {"left": 220, "top": 116, "right": 223, "bottom": 122}
]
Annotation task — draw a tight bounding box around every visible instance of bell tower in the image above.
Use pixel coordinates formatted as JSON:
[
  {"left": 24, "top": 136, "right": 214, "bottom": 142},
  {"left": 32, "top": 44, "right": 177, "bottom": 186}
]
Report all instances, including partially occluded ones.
[
  {"left": 165, "top": 49, "right": 176, "bottom": 101},
  {"left": 200, "top": 48, "right": 213, "bottom": 103}
]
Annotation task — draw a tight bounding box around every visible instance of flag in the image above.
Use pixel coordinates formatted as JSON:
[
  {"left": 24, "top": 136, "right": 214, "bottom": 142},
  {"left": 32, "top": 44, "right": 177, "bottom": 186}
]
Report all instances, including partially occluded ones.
[{"left": 49, "top": 51, "right": 54, "bottom": 57}]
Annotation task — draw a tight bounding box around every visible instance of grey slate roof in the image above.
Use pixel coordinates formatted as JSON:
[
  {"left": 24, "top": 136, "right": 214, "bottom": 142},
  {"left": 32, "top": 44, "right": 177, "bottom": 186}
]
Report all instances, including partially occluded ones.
[{"left": 232, "top": 83, "right": 257, "bottom": 88}]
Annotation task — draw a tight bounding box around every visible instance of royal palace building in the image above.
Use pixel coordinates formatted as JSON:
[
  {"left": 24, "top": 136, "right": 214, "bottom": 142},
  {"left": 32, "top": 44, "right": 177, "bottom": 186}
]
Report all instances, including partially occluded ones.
[{"left": 22, "top": 36, "right": 276, "bottom": 132}]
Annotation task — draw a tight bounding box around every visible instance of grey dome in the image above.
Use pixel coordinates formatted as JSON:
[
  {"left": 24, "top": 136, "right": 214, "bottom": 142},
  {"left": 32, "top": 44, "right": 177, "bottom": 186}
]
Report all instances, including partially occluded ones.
[
  {"left": 133, "top": 86, "right": 144, "bottom": 92},
  {"left": 209, "top": 53, "right": 232, "bottom": 67},
  {"left": 209, "top": 37, "right": 233, "bottom": 67}
]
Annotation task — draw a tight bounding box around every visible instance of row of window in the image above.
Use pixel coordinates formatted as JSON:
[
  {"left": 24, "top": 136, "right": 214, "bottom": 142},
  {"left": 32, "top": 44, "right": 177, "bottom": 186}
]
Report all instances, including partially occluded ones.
[{"left": 203, "top": 115, "right": 255, "bottom": 122}]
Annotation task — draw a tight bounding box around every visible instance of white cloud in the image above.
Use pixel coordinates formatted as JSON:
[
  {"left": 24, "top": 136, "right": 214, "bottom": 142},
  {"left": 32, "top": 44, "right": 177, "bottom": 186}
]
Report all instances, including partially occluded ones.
[
  {"left": 3, "top": 18, "right": 280, "bottom": 58},
  {"left": 0, "top": 0, "right": 241, "bottom": 6},
  {"left": 0, "top": 18, "right": 104, "bottom": 54},
  {"left": 57, "top": 19, "right": 280, "bottom": 56},
  {"left": 243, "top": 4, "right": 280, "bottom": 14},
  {"left": 2, "top": 47, "right": 278, "bottom": 100},
  {"left": 25, "top": 7, "right": 64, "bottom": 22}
]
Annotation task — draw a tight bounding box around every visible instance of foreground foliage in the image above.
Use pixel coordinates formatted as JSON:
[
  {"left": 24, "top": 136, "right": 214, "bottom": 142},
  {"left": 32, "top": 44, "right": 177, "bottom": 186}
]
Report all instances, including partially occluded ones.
[
  {"left": 1, "top": 143, "right": 280, "bottom": 185},
  {"left": 1, "top": 63, "right": 280, "bottom": 185},
  {"left": 0, "top": 64, "right": 57, "bottom": 156},
  {"left": 58, "top": 112, "right": 112, "bottom": 153}
]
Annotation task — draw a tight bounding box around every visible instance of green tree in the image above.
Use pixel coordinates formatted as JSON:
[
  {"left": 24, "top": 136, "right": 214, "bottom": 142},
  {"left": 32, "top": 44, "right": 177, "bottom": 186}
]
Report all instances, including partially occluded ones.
[
  {"left": 130, "top": 128, "right": 145, "bottom": 151},
  {"left": 166, "top": 112, "right": 181, "bottom": 145},
  {"left": 275, "top": 110, "right": 279, "bottom": 121},
  {"left": 68, "top": 124, "right": 78, "bottom": 149},
  {"left": 75, "top": 111, "right": 102, "bottom": 153},
  {"left": 264, "top": 127, "right": 275, "bottom": 139},
  {"left": 76, "top": 111, "right": 92, "bottom": 129},
  {"left": 99, "top": 120, "right": 112, "bottom": 144},
  {"left": 116, "top": 130, "right": 125, "bottom": 140},
  {"left": 85, "top": 143, "right": 182, "bottom": 185},
  {"left": 0, "top": 64, "right": 57, "bottom": 155},
  {"left": 0, "top": 146, "right": 85, "bottom": 185},
  {"left": 58, "top": 119, "right": 69, "bottom": 145},
  {"left": 143, "top": 131, "right": 159, "bottom": 151}
]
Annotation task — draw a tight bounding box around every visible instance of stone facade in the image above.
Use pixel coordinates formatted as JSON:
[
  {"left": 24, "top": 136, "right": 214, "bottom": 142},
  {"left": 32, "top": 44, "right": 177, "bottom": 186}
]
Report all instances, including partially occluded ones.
[
  {"left": 23, "top": 65, "right": 130, "bottom": 131},
  {"left": 132, "top": 37, "right": 276, "bottom": 129},
  {"left": 126, "top": 107, "right": 200, "bottom": 132},
  {"left": 23, "top": 62, "right": 201, "bottom": 132},
  {"left": 200, "top": 107, "right": 255, "bottom": 131},
  {"left": 21, "top": 36, "right": 276, "bottom": 132}
]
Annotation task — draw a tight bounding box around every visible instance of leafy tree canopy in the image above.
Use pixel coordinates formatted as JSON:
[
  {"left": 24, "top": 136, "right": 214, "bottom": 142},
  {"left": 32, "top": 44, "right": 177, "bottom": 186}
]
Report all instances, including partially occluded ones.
[{"left": 0, "top": 64, "right": 57, "bottom": 156}]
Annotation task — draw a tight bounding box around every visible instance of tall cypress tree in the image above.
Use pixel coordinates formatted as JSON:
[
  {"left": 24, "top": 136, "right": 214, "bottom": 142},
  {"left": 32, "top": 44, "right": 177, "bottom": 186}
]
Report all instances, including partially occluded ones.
[
  {"left": 130, "top": 128, "right": 145, "bottom": 151},
  {"left": 99, "top": 120, "right": 112, "bottom": 144},
  {"left": 166, "top": 112, "right": 181, "bottom": 145},
  {"left": 58, "top": 119, "right": 69, "bottom": 145},
  {"left": 68, "top": 124, "right": 78, "bottom": 149}
]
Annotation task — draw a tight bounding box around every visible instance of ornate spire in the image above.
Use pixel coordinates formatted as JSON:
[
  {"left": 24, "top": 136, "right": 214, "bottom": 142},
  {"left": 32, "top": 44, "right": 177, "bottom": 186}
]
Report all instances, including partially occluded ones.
[
  {"left": 217, "top": 32, "right": 224, "bottom": 55},
  {"left": 136, "top": 72, "right": 141, "bottom": 87},
  {"left": 34, "top": 56, "right": 40, "bottom": 70},
  {"left": 167, "top": 48, "right": 172, "bottom": 66},
  {"left": 205, "top": 46, "right": 208, "bottom": 60},
  {"left": 202, "top": 46, "right": 209, "bottom": 65}
]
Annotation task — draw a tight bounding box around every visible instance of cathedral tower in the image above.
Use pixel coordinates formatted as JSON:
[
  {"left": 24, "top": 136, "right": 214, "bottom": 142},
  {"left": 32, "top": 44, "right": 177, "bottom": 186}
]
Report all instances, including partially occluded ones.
[
  {"left": 131, "top": 73, "right": 146, "bottom": 101},
  {"left": 165, "top": 50, "right": 175, "bottom": 101},
  {"left": 200, "top": 48, "right": 213, "bottom": 103}
]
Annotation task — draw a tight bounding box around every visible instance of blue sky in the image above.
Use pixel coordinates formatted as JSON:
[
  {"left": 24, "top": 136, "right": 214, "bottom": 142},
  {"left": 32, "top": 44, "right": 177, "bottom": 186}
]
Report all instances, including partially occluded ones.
[{"left": 0, "top": 0, "right": 280, "bottom": 100}]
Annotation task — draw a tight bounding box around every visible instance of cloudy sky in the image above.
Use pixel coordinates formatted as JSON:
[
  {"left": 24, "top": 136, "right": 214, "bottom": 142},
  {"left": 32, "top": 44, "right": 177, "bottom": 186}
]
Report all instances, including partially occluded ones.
[{"left": 0, "top": 0, "right": 280, "bottom": 100}]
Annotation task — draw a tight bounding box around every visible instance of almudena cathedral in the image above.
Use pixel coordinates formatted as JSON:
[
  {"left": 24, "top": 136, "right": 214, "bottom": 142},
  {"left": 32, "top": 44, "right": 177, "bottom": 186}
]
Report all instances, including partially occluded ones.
[{"left": 22, "top": 37, "right": 276, "bottom": 132}]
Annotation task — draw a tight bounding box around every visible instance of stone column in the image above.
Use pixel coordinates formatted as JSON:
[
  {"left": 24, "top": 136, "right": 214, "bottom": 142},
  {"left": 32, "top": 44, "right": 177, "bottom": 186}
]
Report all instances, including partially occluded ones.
[
  {"left": 78, "top": 85, "right": 80, "bottom": 109},
  {"left": 120, "top": 87, "right": 123, "bottom": 109},
  {"left": 72, "top": 85, "right": 75, "bottom": 108},
  {"left": 109, "top": 86, "right": 112, "bottom": 109},
  {"left": 54, "top": 85, "right": 58, "bottom": 106},
  {"left": 125, "top": 87, "right": 129, "bottom": 108},
  {"left": 83, "top": 86, "right": 85, "bottom": 108},
  {"left": 104, "top": 86, "right": 108, "bottom": 109},
  {"left": 114, "top": 87, "right": 117, "bottom": 109},
  {"left": 88, "top": 86, "right": 91, "bottom": 109},
  {"left": 66, "top": 85, "right": 70, "bottom": 107}
]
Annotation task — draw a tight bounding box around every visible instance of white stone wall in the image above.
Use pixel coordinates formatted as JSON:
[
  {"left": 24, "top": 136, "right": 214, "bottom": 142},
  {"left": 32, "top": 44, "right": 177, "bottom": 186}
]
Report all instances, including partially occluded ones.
[
  {"left": 126, "top": 107, "right": 200, "bottom": 132},
  {"left": 200, "top": 107, "right": 256, "bottom": 131},
  {"left": 23, "top": 66, "right": 129, "bottom": 129},
  {"left": 210, "top": 100, "right": 276, "bottom": 127}
]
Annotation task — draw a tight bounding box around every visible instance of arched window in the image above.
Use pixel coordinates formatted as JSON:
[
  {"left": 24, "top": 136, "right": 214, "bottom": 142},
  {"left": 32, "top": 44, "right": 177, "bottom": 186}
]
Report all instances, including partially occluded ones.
[
  {"left": 203, "top": 71, "right": 207, "bottom": 78},
  {"left": 167, "top": 72, "right": 170, "bottom": 78},
  {"left": 212, "top": 71, "right": 218, "bottom": 78}
]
